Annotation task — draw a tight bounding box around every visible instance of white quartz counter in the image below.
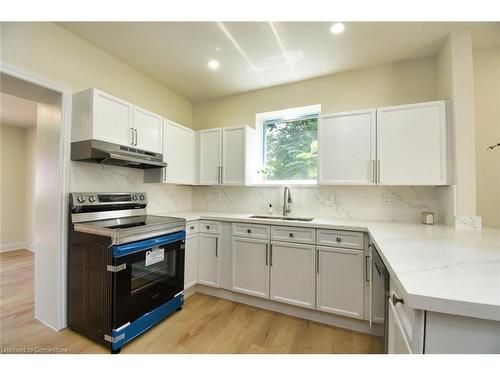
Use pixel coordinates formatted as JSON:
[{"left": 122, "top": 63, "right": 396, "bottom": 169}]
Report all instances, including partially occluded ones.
[{"left": 158, "top": 211, "right": 500, "bottom": 322}]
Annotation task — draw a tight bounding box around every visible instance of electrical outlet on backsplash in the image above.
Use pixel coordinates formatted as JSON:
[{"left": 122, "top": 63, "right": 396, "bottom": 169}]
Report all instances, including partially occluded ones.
[{"left": 192, "top": 185, "right": 441, "bottom": 223}]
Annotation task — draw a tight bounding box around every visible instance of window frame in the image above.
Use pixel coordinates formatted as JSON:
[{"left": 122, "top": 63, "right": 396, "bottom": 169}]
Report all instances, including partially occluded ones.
[{"left": 255, "top": 104, "right": 321, "bottom": 186}]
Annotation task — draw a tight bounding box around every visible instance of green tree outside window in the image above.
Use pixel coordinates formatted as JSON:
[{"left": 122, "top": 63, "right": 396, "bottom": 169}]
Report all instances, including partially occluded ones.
[{"left": 262, "top": 115, "right": 318, "bottom": 181}]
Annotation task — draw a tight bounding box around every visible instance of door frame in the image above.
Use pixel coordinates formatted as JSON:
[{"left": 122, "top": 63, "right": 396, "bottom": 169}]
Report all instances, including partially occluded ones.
[{"left": 1, "top": 61, "right": 72, "bottom": 330}]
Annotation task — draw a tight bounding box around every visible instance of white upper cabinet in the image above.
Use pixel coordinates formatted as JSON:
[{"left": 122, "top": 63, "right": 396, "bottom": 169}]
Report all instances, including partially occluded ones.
[
  {"left": 377, "top": 101, "right": 448, "bottom": 185},
  {"left": 163, "top": 120, "right": 195, "bottom": 184},
  {"left": 198, "top": 125, "right": 256, "bottom": 185},
  {"left": 133, "top": 106, "right": 163, "bottom": 153},
  {"left": 222, "top": 127, "right": 246, "bottom": 185},
  {"left": 318, "top": 109, "right": 376, "bottom": 185},
  {"left": 198, "top": 128, "right": 222, "bottom": 185},
  {"left": 72, "top": 88, "right": 164, "bottom": 155},
  {"left": 72, "top": 88, "right": 134, "bottom": 146}
]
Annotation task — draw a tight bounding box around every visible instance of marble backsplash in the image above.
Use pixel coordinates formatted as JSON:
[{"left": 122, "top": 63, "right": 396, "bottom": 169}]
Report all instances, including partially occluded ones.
[
  {"left": 192, "top": 185, "right": 441, "bottom": 223},
  {"left": 68, "top": 163, "right": 441, "bottom": 224},
  {"left": 69, "top": 162, "right": 193, "bottom": 214}
]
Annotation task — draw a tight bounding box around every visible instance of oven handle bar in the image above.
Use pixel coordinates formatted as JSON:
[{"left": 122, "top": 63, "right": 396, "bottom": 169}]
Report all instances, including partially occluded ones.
[{"left": 112, "top": 230, "right": 186, "bottom": 258}]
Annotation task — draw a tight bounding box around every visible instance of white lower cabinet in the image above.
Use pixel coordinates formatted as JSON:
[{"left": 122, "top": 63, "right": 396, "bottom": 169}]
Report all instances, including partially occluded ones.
[
  {"left": 388, "top": 298, "right": 412, "bottom": 354},
  {"left": 269, "top": 241, "right": 316, "bottom": 309},
  {"left": 316, "top": 246, "right": 364, "bottom": 319},
  {"left": 231, "top": 237, "right": 270, "bottom": 298},
  {"left": 184, "top": 233, "right": 199, "bottom": 289},
  {"left": 197, "top": 233, "right": 220, "bottom": 287}
]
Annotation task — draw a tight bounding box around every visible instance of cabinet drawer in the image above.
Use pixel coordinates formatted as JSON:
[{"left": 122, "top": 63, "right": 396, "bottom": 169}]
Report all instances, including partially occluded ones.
[
  {"left": 271, "top": 226, "right": 316, "bottom": 244},
  {"left": 390, "top": 278, "right": 415, "bottom": 341},
  {"left": 186, "top": 220, "right": 199, "bottom": 235},
  {"left": 199, "top": 220, "right": 221, "bottom": 234},
  {"left": 232, "top": 223, "right": 270, "bottom": 239},
  {"left": 317, "top": 229, "right": 364, "bottom": 249}
]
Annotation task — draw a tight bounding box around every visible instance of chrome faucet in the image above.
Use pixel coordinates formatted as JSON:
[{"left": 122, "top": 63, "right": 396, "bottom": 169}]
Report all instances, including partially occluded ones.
[{"left": 283, "top": 186, "right": 292, "bottom": 216}]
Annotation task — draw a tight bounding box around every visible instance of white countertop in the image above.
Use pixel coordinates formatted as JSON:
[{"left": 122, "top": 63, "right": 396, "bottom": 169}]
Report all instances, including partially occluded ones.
[{"left": 158, "top": 211, "right": 500, "bottom": 322}]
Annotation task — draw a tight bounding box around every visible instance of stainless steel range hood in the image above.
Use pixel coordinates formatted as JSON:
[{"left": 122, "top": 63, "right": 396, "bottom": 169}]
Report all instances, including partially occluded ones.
[{"left": 71, "top": 140, "right": 167, "bottom": 169}]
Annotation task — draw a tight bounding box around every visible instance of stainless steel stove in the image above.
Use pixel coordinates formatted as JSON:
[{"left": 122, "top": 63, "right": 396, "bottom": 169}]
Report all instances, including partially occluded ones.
[
  {"left": 67, "top": 192, "right": 186, "bottom": 353},
  {"left": 70, "top": 192, "right": 184, "bottom": 244}
]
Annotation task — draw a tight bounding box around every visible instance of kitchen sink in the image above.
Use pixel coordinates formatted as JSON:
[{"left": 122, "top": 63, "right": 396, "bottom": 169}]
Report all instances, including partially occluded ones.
[{"left": 250, "top": 215, "right": 314, "bottom": 222}]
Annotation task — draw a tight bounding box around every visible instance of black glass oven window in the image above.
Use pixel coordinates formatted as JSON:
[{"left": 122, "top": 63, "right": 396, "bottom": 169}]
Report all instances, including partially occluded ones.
[{"left": 130, "top": 249, "right": 177, "bottom": 294}]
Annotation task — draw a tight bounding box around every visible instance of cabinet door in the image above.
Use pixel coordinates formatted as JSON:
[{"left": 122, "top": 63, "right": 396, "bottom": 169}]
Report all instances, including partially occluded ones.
[
  {"left": 222, "top": 126, "right": 246, "bottom": 185},
  {"left": 388, "top": 298, "right": 412, "bottom": 354},
  {"left": 92, "top": 90, "right": 133, "bottom": 146},
  {"left": 377, "top": 101, "right": 447, "bottom": 185},
  {"left": 319, "top": 109, "right": 376, "bottom": 185},
  {"left": 270, "top": 241, "right": 315, "bottom": 309},
  {"left": 197, "top": 234, "right": 219, "bottom": 287},
  {"left": 231, "top": 237, "right": 269, "bottom": 298},
  {"left": 133, "top": 106, "right": 163, "bottom": 153},
  {"left": 199, "top": 129, "right": 222, "bottom": 184},
  {"left": 184, "top": 234, "right": 199, "bottom": 289},
  {"left": 163, "top": 120, "right": 195, "bottom": 184},
  {"left": 316, "top": 246, "right": 364, "bottom": 319}
]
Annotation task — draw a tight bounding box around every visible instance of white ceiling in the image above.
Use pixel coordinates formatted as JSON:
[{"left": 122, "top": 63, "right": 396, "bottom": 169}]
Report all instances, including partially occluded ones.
[
  {"left": 0, "top": 92, "right": 38, "bottom": 128},
  {"left": 58, "top": 22, "right": 500, "bottom": 101}
]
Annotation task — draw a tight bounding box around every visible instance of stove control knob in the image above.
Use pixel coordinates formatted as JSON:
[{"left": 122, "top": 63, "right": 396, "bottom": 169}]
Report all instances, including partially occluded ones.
[
  {"left": 132, "top": 195, "right": 138, "bottom": 201},
  {"left": 88, "top": 195, "right": 97, "bottom": 203},
  {"left": 77, "top": 195, "right": 87, "bottom": 203},
  {"left": 139, "top": 195, "right": 145, "bottom": 201}
]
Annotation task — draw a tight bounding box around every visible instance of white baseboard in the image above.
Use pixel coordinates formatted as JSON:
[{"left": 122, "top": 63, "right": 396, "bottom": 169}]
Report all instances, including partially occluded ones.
[
  {"left": 194, "top": 284, "right": 384, "bottom": 336},
  {"left": 0, "top": 242, "right": 33, "bottom": 253}
]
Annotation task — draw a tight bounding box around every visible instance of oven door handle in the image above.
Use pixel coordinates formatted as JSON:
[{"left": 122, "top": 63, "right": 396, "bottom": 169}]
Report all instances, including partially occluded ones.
[{"left": 112, "top": 230, "right": 186, "bottom": 258}]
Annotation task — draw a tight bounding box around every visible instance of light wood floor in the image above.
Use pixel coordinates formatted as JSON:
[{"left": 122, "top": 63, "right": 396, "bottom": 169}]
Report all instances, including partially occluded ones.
[{"left": 0, "top": 249, "right": 383, "bottom": 354}]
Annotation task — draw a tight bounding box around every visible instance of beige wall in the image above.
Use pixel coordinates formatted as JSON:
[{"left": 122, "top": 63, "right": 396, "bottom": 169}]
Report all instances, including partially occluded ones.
[
  {"left": 193, "top": 56, "right": 438, "bottom": 130},
  {"left": 0, "top": 125, "right": 28, "bottom": 250},
  {"left": 474, "top": 47, "right": 500, "bottom": 229},
  {"left": 0, "top": 22, "right": 193, "bottom": 127}
]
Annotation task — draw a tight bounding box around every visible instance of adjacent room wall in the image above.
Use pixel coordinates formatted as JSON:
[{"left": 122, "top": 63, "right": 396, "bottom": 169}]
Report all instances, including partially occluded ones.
[
  {"left": 193, "top": 55, "right": 438, "bottom": 130},
  {"left": 473, "top": 47, "right": 500, "bottom": 229},
  {"left": 0, "top": 124, "right": 32, "bottom": 251}
]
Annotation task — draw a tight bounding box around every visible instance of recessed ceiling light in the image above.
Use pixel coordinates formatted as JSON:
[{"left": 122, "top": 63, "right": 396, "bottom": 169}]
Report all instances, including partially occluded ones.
[
  {"left": 330, "top": 23, "right": 345, "bottom": 34},
  {"left": 208, "top": 60, "right": 220, "bottom": 70}
]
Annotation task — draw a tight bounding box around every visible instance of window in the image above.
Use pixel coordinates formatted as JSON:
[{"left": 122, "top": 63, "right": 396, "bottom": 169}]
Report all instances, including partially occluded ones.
[{"left": 261, "top": 112, "right": 319, "bottom": 183}]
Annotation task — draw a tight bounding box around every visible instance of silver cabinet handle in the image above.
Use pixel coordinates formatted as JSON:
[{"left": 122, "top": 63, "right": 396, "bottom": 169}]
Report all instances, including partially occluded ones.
[
  {"left": 130, "top": 128, "right": 135, "bottom": 145},
  {"left": 377, "top": 160, "right": 381, "bottom": 183},
  {"left": 265, "top": 243, "right": 268, "bottom": 265},
  {"left": 316, "top": 248, "right": 319, "bottom": 274},
  {"left": 134, "top": 128, "right": 138, "bottom": 146},
  {"left": 215, "top": 237, "right": 218, "bottom": 257},
  {"left": 221, "top": 166, "right": 223, "bottom": 184},
  {"left": 365, "top": 255, "right": 370, "bottom": 282},
  {"left": 217, "top": 166, "right": 221, "bottom": 184},
  {"left": 372, "top": 160, "right": 376, "bottom": 183},
  {"left": 270, "top": 244, "right": 273, "bottom": 266},
  {"left": 392, "top": 294, "right": 404, "bottom": 305}
]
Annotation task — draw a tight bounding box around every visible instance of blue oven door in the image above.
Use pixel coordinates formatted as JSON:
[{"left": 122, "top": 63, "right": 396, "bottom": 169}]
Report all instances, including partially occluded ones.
[{"left": 112, "top": 231, "right": 185, "bottom": 329}]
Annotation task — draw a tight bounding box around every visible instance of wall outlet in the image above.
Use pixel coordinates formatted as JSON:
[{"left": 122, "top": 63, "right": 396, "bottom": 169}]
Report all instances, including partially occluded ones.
[
  {"left": 382, "top": 192, "right": 396, "bottom": 206},
  {"left": 209, "top": 191, "right": 222, "bottom": 201}
]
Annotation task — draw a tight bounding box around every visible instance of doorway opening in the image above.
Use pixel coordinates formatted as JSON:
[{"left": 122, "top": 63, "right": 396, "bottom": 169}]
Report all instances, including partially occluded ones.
[{"left": 0, "top": 66, "right": 71, "bottom": 332}]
